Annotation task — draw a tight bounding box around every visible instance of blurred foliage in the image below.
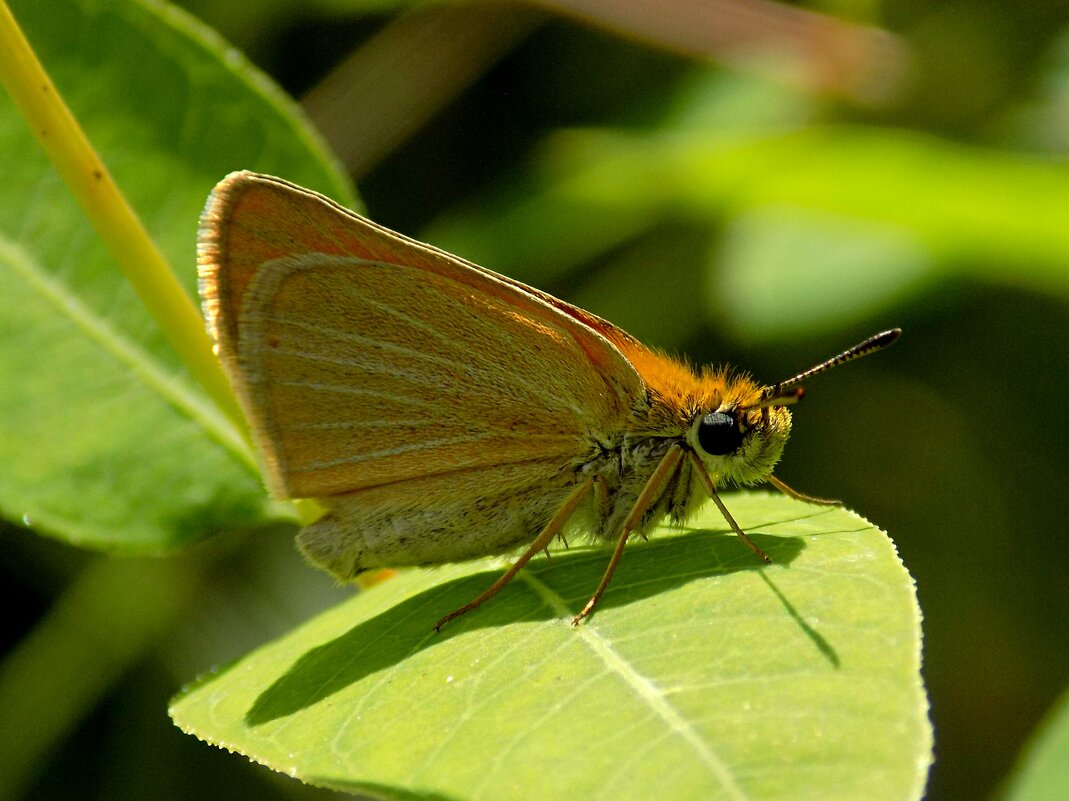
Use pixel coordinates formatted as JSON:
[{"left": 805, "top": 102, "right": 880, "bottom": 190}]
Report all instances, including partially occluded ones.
[
  {"left": 1001, "top": 684, "right": 1069, "bottom": 801},
  {"left": 2, "top": 0, "right": 1069, "bottom": 800}
]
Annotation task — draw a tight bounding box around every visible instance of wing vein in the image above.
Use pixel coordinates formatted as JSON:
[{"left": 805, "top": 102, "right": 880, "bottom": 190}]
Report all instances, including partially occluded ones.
[
  {"left": 271, "top": 313, "right": 476, "bottom": 375},
  {"left": 295, "top": 432, "right": 509, "bottom": 471},
  {"left": 273, "top": 380, "right": 435, "bottom": 408}
]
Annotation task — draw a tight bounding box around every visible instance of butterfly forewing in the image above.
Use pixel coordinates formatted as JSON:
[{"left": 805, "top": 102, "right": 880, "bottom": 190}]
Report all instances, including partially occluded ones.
[
  {"left": 240, "top": 254, "right": 623, "bottom": 497},
  {"left": 198, "top": 172, "right": 644, "bottom": 500}
]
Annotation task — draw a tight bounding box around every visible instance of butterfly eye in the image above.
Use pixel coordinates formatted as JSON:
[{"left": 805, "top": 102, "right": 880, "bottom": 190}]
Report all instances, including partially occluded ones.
[{"left": 697, "top": 411, "right": 744, "bottom": 456}]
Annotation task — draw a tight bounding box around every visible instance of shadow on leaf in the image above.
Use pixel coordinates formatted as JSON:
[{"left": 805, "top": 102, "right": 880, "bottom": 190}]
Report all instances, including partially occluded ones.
[
  {"left": 309, "top": 778, "right": 464, "bottom": 801},
  {"left": 243, "top": 518, "right": 837, "bottom": 726}
]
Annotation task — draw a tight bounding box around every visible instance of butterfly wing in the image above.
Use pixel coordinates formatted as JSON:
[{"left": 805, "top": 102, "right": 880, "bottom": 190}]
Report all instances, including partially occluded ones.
[{"left": 198, "top": 172, "right": 645, "bottom": 499}]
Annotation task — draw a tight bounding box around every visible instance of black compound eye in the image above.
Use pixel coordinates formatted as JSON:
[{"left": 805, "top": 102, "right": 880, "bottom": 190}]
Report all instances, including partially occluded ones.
[{"left": 697, "top": 411, "right": 744, "bottom": 456}]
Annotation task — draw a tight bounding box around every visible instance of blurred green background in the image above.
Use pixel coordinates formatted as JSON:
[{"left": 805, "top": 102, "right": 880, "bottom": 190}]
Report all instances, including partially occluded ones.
[{"left": 2, "top": 0, "right": 1069, "bottom": 799}]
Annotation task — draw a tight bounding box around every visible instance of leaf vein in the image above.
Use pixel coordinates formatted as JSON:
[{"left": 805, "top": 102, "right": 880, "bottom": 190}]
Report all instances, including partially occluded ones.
[{"left": 516, "top": 571, "right": 752, "bottom": 800}]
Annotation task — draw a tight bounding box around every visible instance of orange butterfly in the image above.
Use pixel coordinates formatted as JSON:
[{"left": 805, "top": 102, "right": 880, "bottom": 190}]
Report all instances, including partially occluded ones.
[{"left": 198, "top": 172, "right": 899, "bottom": 629}]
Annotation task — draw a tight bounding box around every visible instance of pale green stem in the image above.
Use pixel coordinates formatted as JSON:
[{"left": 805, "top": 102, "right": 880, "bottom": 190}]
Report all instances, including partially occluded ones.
[{"left": 0, "top": 0, "right": 249, "bottom": 446}]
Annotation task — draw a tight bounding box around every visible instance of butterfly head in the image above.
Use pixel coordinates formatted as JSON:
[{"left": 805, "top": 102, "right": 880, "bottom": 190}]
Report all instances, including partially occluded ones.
[
  {"left": 686, "top": 388, "right": 794, "bottom": 486},
  {"left": 686, "top": 329, "right": 901, "bottom": 486}
]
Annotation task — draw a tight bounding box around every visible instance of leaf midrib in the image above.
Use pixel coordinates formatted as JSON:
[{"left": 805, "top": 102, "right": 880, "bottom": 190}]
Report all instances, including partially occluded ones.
[
  {"left": 0, "top": 237, "right": 254, "bottom": 469},
  {"left": 517, "top": 570, "right": 750, "bottom": 801}
]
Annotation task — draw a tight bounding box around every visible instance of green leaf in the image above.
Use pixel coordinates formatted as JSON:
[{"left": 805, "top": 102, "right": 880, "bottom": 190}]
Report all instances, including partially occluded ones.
[
  {"left": 0, "top": 0, "right": 354, "bottom": 548},
  {"left": 1001, "top": 685, "right": 1069, "bottom": 801},
  {"left": 171, "top": 494, "right": 931, "bottom": 801}
]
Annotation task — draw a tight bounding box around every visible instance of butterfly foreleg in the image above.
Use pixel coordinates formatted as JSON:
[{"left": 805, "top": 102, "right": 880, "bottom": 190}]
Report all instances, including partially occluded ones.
[{"left": 434, "top": 478, "right": 594, "bottom": 632}]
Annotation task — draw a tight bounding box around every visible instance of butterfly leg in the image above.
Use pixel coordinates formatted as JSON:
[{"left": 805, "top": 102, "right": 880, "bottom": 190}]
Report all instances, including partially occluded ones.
[
  {"left": 686, "top": 450, "right": 773, "bottom": 564},
  {"left": 571, "top": 443, "right": 686, "bottom": 626},
  {"left": 767, "top": 474, "right": 841, "bottom": 506},
  {"left": 434, "top": 479, "right": 594, "bottom": 632}
]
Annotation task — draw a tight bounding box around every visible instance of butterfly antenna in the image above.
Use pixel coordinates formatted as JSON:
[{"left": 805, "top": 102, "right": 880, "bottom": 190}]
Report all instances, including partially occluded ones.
[{"left": 749, "top": 329, "right": 901, "bottom": 410}]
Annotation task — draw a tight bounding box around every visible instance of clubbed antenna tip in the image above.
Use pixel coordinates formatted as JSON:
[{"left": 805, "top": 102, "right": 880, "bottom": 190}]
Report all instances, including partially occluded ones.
[{"left": 756, "top": 328, "right": 901, "bottom": 408}]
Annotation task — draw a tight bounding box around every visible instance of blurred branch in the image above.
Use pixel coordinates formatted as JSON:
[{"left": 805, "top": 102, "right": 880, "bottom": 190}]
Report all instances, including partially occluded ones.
[
  {"left": 529, "top": 0, "right": 911, "bottom": 104},
  {"left": 302, "top": 0, "right": 908, "bottom": 180},
  {"left": 0, "top": 557, "right": 200, "bottom": 801},
  {"left": 301, "top": 2, "right": 544, "bottom": 179}
]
